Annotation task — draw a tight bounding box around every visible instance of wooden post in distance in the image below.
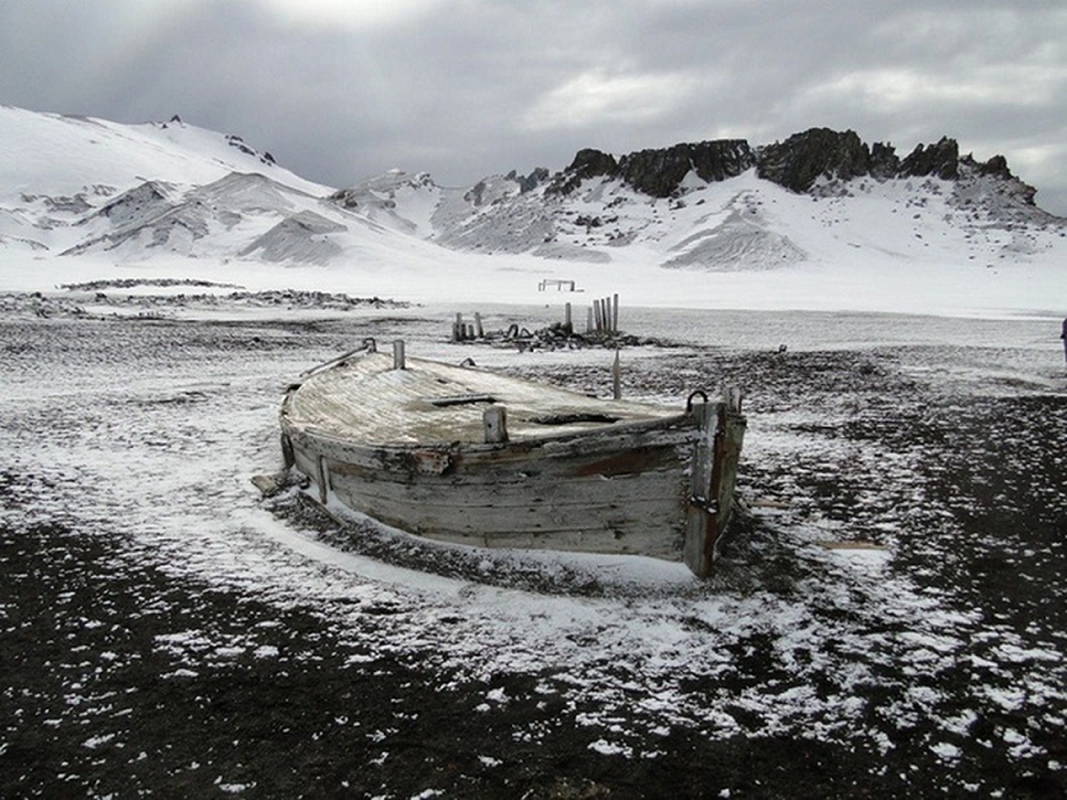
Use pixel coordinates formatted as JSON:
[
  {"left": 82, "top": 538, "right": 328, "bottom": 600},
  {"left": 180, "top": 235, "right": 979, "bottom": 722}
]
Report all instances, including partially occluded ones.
[
  {"left": 483, "top": 406, "right": 509, "bottom": 443},
  {"left": 611, "top": 350, "right": 621, "bottom": 400}
]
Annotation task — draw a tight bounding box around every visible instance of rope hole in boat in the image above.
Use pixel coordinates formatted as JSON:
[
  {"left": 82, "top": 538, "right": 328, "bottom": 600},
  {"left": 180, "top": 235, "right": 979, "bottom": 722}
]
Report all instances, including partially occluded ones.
[{"left": 685, "top": 389, "right": 709, "bottom": 413}]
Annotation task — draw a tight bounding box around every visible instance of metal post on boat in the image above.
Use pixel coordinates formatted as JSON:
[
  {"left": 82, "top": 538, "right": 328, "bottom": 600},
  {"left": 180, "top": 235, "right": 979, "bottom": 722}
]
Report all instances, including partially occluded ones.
[
  {"left": 483, "top": 405, "right": 509, "bottom": 443},
  {"left": 393, "top": 340, "right": 406, "bottom": 370}
]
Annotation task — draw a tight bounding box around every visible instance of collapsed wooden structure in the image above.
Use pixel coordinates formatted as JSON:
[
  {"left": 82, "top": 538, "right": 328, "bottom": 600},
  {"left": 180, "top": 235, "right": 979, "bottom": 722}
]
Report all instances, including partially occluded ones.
[{"left": 276, "top": 341, "right": 746, "bottom": 577}]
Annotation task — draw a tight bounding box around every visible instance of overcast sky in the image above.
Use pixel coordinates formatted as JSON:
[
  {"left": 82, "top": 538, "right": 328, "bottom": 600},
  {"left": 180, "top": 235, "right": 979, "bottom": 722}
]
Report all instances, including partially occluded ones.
[{"left": 2, "top": 0, "right": 1066, "bottom": 215}]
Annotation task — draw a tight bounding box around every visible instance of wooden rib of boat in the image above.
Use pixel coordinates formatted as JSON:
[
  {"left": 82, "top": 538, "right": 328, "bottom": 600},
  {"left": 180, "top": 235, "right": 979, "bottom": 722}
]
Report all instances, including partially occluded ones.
[{"left": 276, "top": 340, "right": 745, "bottom": 577}]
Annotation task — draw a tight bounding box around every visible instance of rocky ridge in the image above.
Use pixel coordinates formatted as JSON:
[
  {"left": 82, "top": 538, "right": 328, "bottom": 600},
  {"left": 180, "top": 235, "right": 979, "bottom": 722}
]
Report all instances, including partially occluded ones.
[{"left": 546, "top": 128, "right": 1038, "bottom": 203}]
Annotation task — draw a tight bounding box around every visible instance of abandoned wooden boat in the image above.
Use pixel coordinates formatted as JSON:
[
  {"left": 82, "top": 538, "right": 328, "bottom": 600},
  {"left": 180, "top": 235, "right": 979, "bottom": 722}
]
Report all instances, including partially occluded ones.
[{"left": 275, "top": 340, "right": 745, "bottom": 577}]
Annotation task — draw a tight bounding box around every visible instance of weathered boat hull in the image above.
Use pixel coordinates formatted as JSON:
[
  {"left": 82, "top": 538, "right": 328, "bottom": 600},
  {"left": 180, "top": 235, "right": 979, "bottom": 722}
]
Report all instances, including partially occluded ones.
[{"left": 278, "top": 348, "right": 745, "bottom": 576}]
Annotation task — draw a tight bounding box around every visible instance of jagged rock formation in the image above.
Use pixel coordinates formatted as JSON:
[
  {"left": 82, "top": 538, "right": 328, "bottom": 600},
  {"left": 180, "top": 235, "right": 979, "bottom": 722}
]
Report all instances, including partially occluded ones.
[
  {"left": 757, "top": 129, "right": 870, "bottom": 191},
  {"left": 545, "top": 128, "right": 1039, "bottom": 209},
  {"left": 548, "top": 141, "right": 755, "bottom": 198},
  {"left": 546, "top": 149, "right": 619, "bottom": 195},
  {"left": 899, "top": 137, "right": 960, "bottom": 180},
  {"left": 506, "top": 167, "right": 550, "bottom": 193},
  {"left": 620, "top": 141, "right": 754, "bottom": 197}
]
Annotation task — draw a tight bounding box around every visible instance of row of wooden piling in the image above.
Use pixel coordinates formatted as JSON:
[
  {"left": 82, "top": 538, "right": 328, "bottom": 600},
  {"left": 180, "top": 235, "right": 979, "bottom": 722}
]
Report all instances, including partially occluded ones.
[
  {"left": 590, "top": 294, "right": 619, "bottom": 335},
  {"left": 452, "top": 293, "right": 621, "bottom": 342},
  {"left": 453, "top": 312, "right": 485, "bottom": 342}
]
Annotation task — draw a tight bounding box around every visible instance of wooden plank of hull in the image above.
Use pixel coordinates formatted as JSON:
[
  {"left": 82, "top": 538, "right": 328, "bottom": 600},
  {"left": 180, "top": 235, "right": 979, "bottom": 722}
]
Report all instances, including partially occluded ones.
[
  {"left": 328, "top": 472, "right": 686, "bottom": 559},
  {"left": 290, "top": 424, "right": 693, "bottom": 560},
  {"left": 328, "top": 467, "right": 687, "bottom": 554},
  {"left": 325, "top": 462, "right": 687, "bottom": 509}
]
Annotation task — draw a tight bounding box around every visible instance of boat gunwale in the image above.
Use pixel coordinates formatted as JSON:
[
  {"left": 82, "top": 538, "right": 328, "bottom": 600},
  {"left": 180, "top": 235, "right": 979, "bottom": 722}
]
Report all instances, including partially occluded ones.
[{"left": 281, "top": 405, "right": 703, "bottom": 456}]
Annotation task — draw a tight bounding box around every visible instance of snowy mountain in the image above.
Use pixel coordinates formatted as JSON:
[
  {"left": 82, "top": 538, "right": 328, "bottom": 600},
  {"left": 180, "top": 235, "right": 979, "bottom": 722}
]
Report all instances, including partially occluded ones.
[
  {"left": 0, "top": 105, "right": 1063, "bottom": 313},
  {"left": 328, "top": 130, "right": 1065, "bottom": 272},
  {"left": 0, "top": 105, "right": 410, "bottom": 265}
]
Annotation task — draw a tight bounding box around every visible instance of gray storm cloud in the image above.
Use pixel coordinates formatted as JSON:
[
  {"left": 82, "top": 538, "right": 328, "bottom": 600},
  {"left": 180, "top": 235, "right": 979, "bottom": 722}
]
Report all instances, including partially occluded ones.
[{"left": 1, "top": 0, "right": 1064, "bottom": 214}]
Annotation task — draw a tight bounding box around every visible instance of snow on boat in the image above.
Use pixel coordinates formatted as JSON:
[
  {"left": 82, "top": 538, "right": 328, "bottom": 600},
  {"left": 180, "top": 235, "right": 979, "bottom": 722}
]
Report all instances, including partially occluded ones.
[{"left": 274, "top": 340, "right": 746, "bottom": 577}]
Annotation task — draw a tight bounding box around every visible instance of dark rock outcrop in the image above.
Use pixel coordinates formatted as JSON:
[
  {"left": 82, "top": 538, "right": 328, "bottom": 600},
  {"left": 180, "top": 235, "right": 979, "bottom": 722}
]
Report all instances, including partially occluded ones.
[
  {"left": 521, "top": 168, "right": 549, "bottom": 193},
  {"left": 616, "top": 144, "right": 693, "bottom": 197},
  {"left": 507, "top": 167, "right": 550, "bottom": 193},
  {"left": 547, "top": 149, "right": 619, "bottom": 195},
  {"left": 223, "top": 134, "right": 278, "bottom": 168},
  {"left": 974, "top": 154, "right": 1012, "bottom": 180},
  {"left": 327, "top": 187, "right": 359, "bottom": 209},
  {"left": 869, "top": 142, "right": 900, "bottom": 179},
  {"left": 900, "top": 137, "right": 960, "bottom": 180},
  {"left": 549, "top": 140, "right": 754, "bottom": 198},
  {"left": 618, "top": 141, "right": 754, "bottom": 197},
  {"left": 757, "top": 128, "right": 871, "bottom": 192},
  {"left": 466, "top": 180, "right": 488, "bottom": 206},
  {"left": 961, "top": 152, "right": 1037, "bottom": 205},
  {"left": 544, "top": 128, "right": 1034, "bottom": 203},
  {"left": 689, "top": 140, "right": 756, "bottom": 183}
]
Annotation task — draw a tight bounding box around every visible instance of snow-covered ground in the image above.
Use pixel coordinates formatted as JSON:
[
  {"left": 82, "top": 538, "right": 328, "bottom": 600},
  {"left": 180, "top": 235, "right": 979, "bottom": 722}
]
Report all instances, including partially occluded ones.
[
  {"left": 3, "top": 240, "right": 1064, "bottom": 321},
  {"left": 2, "top": 286, "right": 1065, "bottom": 795}
]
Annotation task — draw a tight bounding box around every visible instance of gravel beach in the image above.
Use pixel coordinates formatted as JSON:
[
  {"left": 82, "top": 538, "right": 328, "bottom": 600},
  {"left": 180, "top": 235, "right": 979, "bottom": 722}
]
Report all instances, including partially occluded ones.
[{"left": 2, "top": 300, "right": 1065, "bottom": 797}]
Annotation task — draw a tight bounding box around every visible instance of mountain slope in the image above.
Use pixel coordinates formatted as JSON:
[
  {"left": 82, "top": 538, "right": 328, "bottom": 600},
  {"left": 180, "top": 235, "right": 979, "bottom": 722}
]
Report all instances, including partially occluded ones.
[
  {"left": 0, "top": 105, "right": 324, "bottom": 198},
  {"left": 0, "top": 107, "right": 453, "bottom": 268},
  {"left": 326, "top": 129, "right": 1063, "bottom": 274},
  {"left": 0, "top": 105, "right": 332, "bottom": 255}
]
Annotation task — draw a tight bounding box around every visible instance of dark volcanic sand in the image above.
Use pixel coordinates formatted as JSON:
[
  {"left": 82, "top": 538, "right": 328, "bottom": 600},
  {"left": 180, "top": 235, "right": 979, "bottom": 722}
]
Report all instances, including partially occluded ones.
[{"left": 1, "top": 310, "right": 1065, "bottom": 798}]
